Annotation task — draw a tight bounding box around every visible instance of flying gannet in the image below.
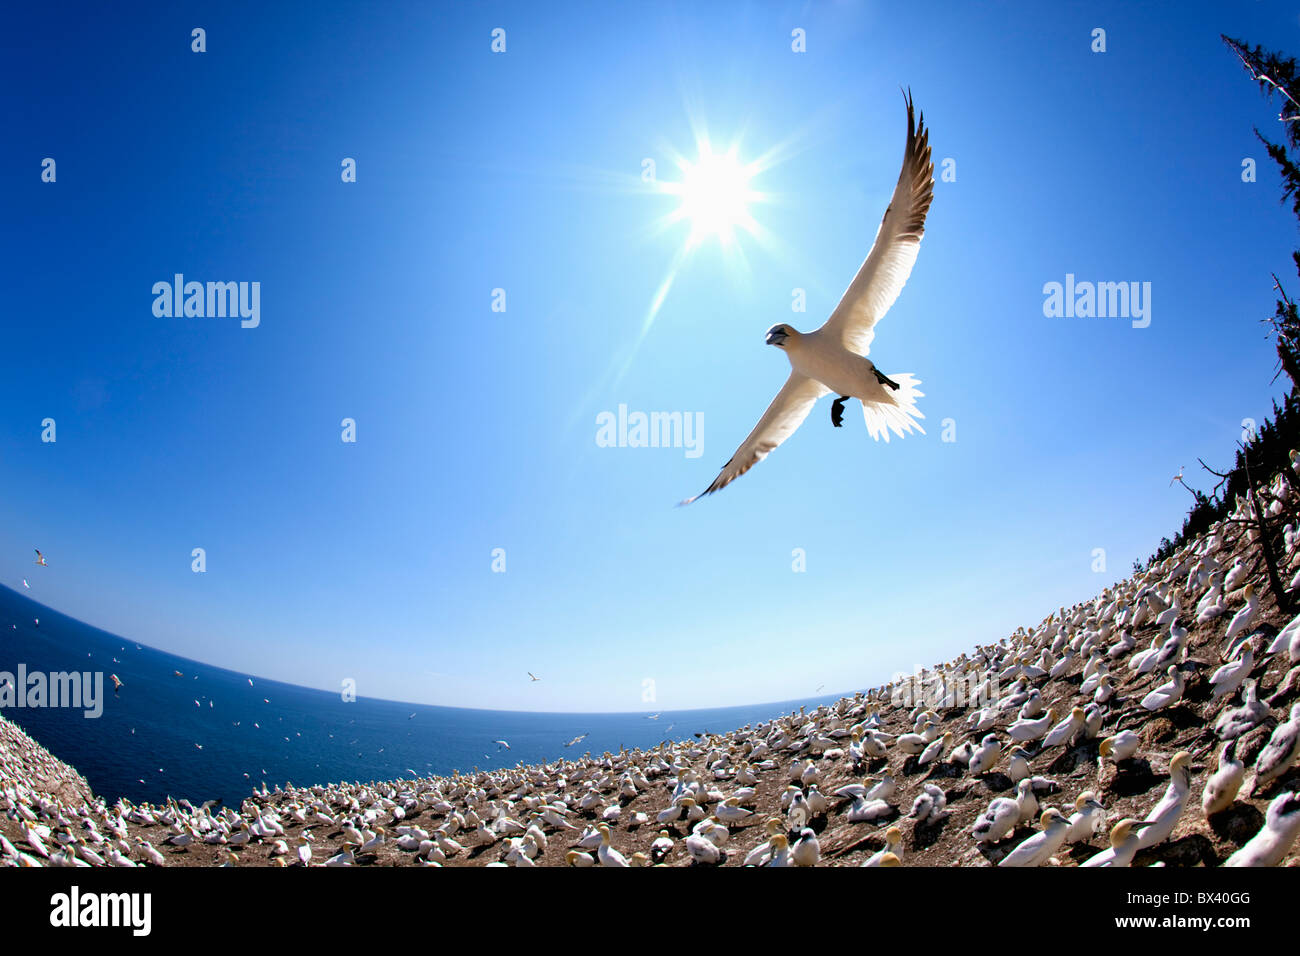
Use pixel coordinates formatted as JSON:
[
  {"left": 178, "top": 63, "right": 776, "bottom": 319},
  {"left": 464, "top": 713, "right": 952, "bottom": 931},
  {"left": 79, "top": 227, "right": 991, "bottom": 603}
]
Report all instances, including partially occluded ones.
[{"left": 682, "top": 92, "right": 934, "bottom": 504}]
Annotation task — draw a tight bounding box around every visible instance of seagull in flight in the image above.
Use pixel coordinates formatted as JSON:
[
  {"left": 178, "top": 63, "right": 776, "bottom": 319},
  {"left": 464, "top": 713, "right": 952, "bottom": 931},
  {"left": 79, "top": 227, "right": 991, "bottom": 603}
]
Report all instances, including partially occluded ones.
[
  {"left": 564, "top": 733, "right": 588, "bottom": 748},
  {"left": 33, "top": 550, "right": 47, "bottom": 566},
  {"left": 527, "top": 672, "right": 540, "bottom": 682},
  {"left": 682, "top": 92, "right": 935, "bottom": 504},
  {"left": 494, "top": 739, "right": 511, "bottom": 751}
]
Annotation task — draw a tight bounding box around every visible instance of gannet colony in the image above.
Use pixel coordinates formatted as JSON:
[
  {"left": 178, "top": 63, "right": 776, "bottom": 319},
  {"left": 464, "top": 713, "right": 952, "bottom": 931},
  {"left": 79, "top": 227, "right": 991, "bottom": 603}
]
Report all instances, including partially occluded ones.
[{"left": 4, "top": 470, "right": 1300, "bottom": 866}]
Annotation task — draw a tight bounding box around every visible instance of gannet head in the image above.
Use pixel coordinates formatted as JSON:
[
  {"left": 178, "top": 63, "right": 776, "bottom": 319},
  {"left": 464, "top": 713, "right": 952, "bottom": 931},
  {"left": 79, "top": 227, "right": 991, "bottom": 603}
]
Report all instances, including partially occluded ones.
[
  {"left": 765, "top": 324, "right": 796, "bottom": 348},
  {"left": 1274, "top": 791, "right": 1300, "bottom": 822},
  {"left": 1109, "top": 818, "right": 1135, "bottom": 846},
  {"left": 1112, "top": 816, "right": 1154, "bottom": 848},
  {"left": 1170, "top": 751, "right": 1192, "bottom": 780}
]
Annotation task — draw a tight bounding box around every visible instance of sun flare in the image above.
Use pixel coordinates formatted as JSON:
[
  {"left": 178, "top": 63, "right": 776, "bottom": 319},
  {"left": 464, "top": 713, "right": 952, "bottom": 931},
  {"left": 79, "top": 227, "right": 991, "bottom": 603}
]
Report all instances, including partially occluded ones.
[{"left": 669, "top": 146, "right": 759, "bottom": 246}]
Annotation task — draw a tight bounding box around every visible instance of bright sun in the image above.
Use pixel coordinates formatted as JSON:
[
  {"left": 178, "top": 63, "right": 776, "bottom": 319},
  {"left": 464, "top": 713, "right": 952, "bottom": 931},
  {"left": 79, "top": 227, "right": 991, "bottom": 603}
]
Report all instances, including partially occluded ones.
[{"left": 672, "top": 147, "right": 758, "bottom": 246}]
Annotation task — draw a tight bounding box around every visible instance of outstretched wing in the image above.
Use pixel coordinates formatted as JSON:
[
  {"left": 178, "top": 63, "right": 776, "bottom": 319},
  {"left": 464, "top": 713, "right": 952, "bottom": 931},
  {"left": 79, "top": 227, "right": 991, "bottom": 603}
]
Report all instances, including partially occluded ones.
[
  {"left": 681, "top": 374, "right": 828, "bottom": 505},
  {"left": 818, "top": 90, "right": 934, "bottom": 356}
]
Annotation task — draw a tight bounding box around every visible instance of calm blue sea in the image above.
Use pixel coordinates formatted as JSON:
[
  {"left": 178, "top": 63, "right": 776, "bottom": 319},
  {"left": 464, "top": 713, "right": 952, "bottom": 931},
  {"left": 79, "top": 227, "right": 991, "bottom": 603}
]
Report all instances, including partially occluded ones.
[{"left": 0, "top": 585, "right": 842, "bottom": 806}]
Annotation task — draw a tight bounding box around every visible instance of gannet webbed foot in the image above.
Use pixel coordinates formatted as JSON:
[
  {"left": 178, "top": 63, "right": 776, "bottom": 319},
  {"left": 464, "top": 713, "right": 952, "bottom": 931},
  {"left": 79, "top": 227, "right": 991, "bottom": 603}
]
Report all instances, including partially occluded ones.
[
  {"left": 831, "top": 396, "right": 850, "bottom": 428},
  {"left": 873, "top": 369, "right": 901, "bottom": 391}
]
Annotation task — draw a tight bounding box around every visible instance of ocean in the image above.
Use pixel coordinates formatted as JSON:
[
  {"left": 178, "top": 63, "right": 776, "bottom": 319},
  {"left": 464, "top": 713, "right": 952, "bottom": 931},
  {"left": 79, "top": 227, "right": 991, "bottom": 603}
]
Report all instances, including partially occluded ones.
[{"left": 0, "top": 584, "right": 842, "bottom": 807}]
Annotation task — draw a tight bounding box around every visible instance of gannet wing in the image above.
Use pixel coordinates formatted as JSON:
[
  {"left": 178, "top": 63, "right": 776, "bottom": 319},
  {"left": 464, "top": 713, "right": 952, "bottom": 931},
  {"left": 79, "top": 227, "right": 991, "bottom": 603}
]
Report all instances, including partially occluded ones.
[
  {"left": 818, "top": 90, "right": 934, "bottom": 356},
  {"left": 681, "top": 373, "right": 828, "bottom": 504}
]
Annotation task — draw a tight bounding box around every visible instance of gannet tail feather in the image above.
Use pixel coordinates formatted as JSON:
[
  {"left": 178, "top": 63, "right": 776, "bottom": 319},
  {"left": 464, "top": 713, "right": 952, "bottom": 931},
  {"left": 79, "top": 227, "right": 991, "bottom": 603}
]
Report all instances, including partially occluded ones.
[{"left": 862, "top": 374, "right": 925, "bottom": 442}]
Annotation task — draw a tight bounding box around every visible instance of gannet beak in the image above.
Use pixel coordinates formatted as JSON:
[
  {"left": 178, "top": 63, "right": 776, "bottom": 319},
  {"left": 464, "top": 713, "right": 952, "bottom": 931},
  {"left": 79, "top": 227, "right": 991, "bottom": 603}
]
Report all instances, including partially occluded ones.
[{"left": 766, "top": 329, "right": 787, "bottom": 346}]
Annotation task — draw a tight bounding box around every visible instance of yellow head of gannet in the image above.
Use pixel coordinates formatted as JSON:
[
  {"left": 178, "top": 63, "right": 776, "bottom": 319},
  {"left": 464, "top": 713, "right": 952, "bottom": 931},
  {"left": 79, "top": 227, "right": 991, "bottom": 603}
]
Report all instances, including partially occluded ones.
[
  {"left": 767, "top": 832, "right": 792, "bottom": 866},
  {"left": 1098, "top": 731, "right": 1139, "bottom": 764},
  {"left": 878, "top": 851, "right": 901, "bottom": 867},
  {"left": 1107, "top": 818, "right": 1152, "bottom": 848}
]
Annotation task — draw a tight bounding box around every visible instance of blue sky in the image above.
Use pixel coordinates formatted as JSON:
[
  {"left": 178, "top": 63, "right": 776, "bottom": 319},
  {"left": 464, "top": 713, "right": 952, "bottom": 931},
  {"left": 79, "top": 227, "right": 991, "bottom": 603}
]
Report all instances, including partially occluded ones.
[{"left": 2, "top": 1, "right": 1299, "bottom": 711}]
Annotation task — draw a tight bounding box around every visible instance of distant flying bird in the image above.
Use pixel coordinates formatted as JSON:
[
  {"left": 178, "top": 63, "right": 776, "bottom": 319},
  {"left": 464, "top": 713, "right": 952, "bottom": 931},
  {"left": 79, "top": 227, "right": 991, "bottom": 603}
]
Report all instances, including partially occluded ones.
[
  {"left": 22, "top": 579, "right": 29, "bottom": 589},
  {"left": 33, "top": 550, "right": 47, "bottom": 566},
  {"left": 408, "top": 713, "right": 417, "bottom": 720},
  {"left": 1170, "top": 466, "right": 1185, "bottom": 486},
  {"left": 645, "top": 714, "right": 661, "bottom": 720},
  {"left": 173, "top": 670, "right": 184, "bottom": 678},
  {"left": 110, "top": 674, "right": 124, "bottom": 693},
  {"left": 565, "top": 733, "right": 589, "bottom": 748},
  {"left": 494, "top": 740, "right": 511, "bottom": 750},
  {"left": 682, "top": 92, "right": 934, "bottom": 504},
  {"left": 528, "top": 672, "right": 540, "bottom": 681}
]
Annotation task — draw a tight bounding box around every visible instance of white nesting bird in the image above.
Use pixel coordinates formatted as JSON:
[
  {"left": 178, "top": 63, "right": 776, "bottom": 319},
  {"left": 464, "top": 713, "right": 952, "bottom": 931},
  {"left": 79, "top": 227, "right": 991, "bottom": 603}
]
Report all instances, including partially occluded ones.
[
  {"left": 1209, "top": 644, "right": 1254, "bottom": 701},
  {"left": 908, "top": 783, "right": 947, "bottom": 823},
  {"left": 1141, "top": 666, "right": 1186, "bottom": 711},
  {"left": 1266, "top": 612, "right": 1300, "bottom": 662},
  {"left": 1201, "top": 740, "right": 1245, "bottom": 817},
  {"left": 596, "top": 824, "right": 628, "bottom": 867},
  {"left": 1222, "top": 585, "right": 1259, "bottom": 644},
  {"left": 997, "top": 809, "right": 1070, "bottom": 867},
  {"left": 1216, "top": 680, "right": 1269, "bottom": 740},
  {"left": 1224, "top": 791, "right": 1300, "bottom": 866},
  {"left": 971, "top": 795, "right": 1021, "bottom": 845},
  {"left": 681, "top": 93, "right": 934, "bottom": 503},
  {"left": 1063, "top": 791, "right": 1107, "bottom": 844},
  {"left": 1080, "top": 818, "right": 1155, "bottom": 868},
  {"left": 1008, "top": 707, "right": 1058, "bottom": 743},
  {"left": 968, "top": 734, "right": 1001, "bottom": 776},
  {"left": 791, "top": 827, "right": 821, "bottom": 867},
  {"left": 1250, "top": 703, "right": 1300, "bottom": 795},
  {"left": 1042, "top": 707, "right": 1086, "bottom": 748},
  {"left": 1133, "top": 751, "right": 1194, "bottom": 851},
  {"left": 861, "top": 825, "right": 904, "bottom": 866},
  {"left": 684, "top": 832, "right": 725, "bottom": 865}
]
